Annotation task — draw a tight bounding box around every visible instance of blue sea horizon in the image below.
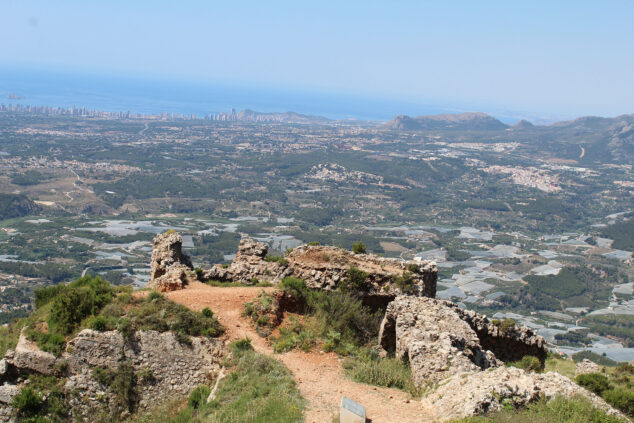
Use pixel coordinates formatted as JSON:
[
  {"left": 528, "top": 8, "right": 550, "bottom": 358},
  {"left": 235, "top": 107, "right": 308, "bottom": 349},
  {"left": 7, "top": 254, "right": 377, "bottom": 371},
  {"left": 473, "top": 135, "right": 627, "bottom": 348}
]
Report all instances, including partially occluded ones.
[{"left": 0, "top": 65, "right": 463, "bottom": 122}]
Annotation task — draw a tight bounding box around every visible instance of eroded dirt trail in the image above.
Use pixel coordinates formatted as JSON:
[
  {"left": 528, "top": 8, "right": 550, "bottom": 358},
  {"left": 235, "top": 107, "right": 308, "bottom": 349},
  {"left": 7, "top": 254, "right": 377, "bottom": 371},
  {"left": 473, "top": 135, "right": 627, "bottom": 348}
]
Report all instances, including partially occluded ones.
[{"left": 165, "top": 282, "right": 434, "bottom": 423}]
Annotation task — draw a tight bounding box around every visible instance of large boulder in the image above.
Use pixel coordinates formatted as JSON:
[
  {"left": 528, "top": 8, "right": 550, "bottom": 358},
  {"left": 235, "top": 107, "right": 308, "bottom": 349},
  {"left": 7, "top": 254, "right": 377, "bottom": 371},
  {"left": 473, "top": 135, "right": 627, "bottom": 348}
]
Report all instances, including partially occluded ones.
[
  {"left": 423, "top": 366, "right": 624, "bottom": 420},
  {"left": 378, "top": 296, "right": 546, "bottom": 384},
  {"left": 148, "top": 231, "right": 194, "bottom": 292},
  {"left": 4, "top": 332, "right": 57, "bottom": 376}
]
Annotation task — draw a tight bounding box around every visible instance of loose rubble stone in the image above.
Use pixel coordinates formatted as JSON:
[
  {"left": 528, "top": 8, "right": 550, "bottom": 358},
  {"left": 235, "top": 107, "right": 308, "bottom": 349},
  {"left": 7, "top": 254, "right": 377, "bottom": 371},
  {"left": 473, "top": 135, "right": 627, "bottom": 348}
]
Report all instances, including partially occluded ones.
[
  {"left": 0, "top": 384, "right": 18, "bottom": 405},
  {"left": 147, "top": 232, "right": 195, "bottom": 292},
  {"left": 378, "top": 296, "right": 546, "bottom": 385},
  {"left": 423, "top": 366, "right": 624, "bottom": 420},
  {"left": 575, "top": 359, "right": 603, "bottom": 376}
]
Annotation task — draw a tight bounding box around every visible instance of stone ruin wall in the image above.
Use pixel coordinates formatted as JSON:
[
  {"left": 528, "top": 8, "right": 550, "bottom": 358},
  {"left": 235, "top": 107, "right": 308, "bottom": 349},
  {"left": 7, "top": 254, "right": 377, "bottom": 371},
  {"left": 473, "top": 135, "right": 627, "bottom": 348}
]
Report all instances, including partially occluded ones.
[{"left": 0, "top": 329, "right": 224, "bottom": 422}]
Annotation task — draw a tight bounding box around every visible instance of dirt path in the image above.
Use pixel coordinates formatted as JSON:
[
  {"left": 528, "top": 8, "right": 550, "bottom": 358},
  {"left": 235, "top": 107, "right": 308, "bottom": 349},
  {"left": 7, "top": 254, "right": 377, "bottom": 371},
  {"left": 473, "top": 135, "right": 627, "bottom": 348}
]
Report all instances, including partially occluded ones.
[{"left": 165, "top": 282, "right": 435, "bottom": 423}]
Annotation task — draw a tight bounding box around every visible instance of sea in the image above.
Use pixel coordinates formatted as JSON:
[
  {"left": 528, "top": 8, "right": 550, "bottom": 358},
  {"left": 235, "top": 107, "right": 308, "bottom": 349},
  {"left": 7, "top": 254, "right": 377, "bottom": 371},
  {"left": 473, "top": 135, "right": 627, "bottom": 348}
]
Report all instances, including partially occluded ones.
[{"left": 0, "top": 66, "right": 458, "bottom": 122}]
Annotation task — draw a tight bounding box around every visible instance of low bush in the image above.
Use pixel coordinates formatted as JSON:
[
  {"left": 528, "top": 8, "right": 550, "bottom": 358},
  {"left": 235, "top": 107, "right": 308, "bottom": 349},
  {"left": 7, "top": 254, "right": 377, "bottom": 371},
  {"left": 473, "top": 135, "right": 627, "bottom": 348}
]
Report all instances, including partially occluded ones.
[
  {"left": 352, "top": 242, "right": 366, "bottom": 254},
  {"left": 499, "top": 318, "right": 516, "bottom": 333},
  {"left": 339, "top": 267, "right": 369, "bottom": 292},
  {"left": 46, "top": 276, "right": 114, "bottom": 335},
  {"left": 271, "top": 316, "right": 316, "bottom": 353},
  {"left": 576, "top": 372, "right": 610, "bottom": 395},
  {"left": 602, "top": 388, "right": 634, "bottom": 417},
  {"left": 12, "top": 375, "right": 67, "bottom": 421},
  {"left": 453, "top": 394, "right": 627, "bottom": 423},
  {"left": 392, "top": 271, "right": 415, "bottom": 293},
  {"left": 170, "top": 348, "right": 304, "bottom": 422},
  {"left": 344, "top": 349, "right": 420, "bottom": 396},
  {"left": 508, "top": 355, "right": 543, "bottom": 372},
  {"left": 12, "top": 387, "right": 43, "bottom": 418},
  {"left": 188, "top": 385, "right": 211, "bottom": 409},
  {"left": 264, "top": 255, "right": 289, "bottom": 266}
]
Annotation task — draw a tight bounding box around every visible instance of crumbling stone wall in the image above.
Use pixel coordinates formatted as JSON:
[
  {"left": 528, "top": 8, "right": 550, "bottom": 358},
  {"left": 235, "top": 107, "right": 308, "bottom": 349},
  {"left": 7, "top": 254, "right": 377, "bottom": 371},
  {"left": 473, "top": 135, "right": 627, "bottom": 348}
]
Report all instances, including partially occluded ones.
[{"left": 205, "top": 237, "right": 437, "bottom": 305}]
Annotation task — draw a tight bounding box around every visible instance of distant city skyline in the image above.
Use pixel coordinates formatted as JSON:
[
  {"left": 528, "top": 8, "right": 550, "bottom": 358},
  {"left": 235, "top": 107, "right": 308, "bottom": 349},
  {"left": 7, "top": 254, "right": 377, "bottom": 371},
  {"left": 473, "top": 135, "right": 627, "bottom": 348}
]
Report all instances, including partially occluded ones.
[{"left": 1, "top": 1, "right": 633, "bottom": 119}]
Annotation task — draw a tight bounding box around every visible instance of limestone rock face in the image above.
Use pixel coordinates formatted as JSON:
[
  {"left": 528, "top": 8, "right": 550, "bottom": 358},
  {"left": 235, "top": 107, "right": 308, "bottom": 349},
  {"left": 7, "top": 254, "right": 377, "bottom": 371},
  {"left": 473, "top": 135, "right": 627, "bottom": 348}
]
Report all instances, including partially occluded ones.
[
  {"left": 575, "top": 359, "right": 602, "bottom": 376},
  {"left": 378, "top": 296, "right": 546, "bottom": 385},
  {"left": 0, "top": 328, "right": 224, "bottom": 422},
  {"left": 148, "top": 232, "right": 194, "bottom": 292},
  {"left": 207, "top": 237, "right": 437, "bottom": 304},
  {"left": 5, "top": 332, "right": 57, "bottom": 376},
  {"left": 423, "top": 367, "right": 624, "bottom": 420},
  {"left": 64, "top": 329, "right": 224, "bottom": 420}
]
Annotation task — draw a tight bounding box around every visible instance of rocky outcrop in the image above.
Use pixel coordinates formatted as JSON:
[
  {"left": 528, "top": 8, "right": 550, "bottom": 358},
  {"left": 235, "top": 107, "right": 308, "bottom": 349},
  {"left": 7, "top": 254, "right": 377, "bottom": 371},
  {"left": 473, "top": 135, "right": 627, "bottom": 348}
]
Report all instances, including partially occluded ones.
[
  {"left": 206, "top": 237, "right": 293, "bottom": 284},
  {"left": 423, "top": 366, "right": 624, "bottom": 421},
  {"left": 0, "top": 329, "right": 224, "bottom": 422},
  {"left": 575, "top": 359, "right": 602, "bottom": 376},
  {"left": 64, "top": 329, "right": 224, "bottom": 419},
  {"left": 378, "top": 296, "right": 546, "bottom": 385},
  {"left": 287, "top": 245, "right": 436, "bottom": 302},
  {"left": 148, "top": 231, "right": 195, "bottom": 292},
  {"left": 207, "top": 237, "right": 437, "bottom": 305},
  {"left": 4, "top": 332, "right": 57, "bottom": 376}
]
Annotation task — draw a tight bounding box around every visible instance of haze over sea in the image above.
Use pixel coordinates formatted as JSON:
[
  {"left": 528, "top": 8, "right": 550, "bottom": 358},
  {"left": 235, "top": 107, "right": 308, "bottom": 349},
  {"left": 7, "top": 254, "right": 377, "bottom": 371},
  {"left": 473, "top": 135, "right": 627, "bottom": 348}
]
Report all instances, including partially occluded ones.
[{"left": 0, "top": 66, "right": 516, "bottom": 123}]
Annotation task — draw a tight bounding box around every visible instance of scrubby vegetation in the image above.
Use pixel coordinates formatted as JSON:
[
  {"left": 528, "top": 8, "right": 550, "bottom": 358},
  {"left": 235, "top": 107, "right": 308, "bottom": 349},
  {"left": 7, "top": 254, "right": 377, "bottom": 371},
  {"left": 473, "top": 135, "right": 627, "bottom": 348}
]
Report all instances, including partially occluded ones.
[
  {"left": 452, "top": 395, "right": 627, "bottom": 423},
  {"left": 167, "top": 340, "right": 305, "bottom": 423},
  {"left": 343, "top": 348, "right": 420, "bottom": 396},
  {"left": 507, "top": 355, "right": 543, "bottom": 372}
]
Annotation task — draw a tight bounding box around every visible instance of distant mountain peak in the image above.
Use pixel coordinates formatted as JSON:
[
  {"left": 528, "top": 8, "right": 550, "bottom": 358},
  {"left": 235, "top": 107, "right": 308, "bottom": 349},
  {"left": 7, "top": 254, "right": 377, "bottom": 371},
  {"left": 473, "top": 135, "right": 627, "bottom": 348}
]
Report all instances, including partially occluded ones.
[{"left": 384, "top": 112, "right": 508, "bottom": 131}]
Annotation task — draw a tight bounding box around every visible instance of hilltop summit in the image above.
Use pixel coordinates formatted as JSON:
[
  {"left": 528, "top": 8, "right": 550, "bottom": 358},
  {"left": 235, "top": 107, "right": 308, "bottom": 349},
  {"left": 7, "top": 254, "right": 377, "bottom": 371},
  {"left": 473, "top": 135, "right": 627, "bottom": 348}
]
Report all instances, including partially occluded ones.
[{"left": 384, "top": 112, "right": 508, "bottom": 131}]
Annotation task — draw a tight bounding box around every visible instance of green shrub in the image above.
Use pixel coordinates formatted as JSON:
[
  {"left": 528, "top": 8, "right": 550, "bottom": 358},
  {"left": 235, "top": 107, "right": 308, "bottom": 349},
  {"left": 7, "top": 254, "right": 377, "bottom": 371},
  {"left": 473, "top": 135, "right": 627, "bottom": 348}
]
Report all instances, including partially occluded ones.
[
  {"left": 12, "top": 387, "right": 43, "bottom": 417},
  {"left": 90, "top": 315, "right": 109, "bottom": 331},
  {"left": 352, "top": 242, "right": 366, "bottom": 254},
  {"left": 188, "top": 385, "right": 211, "bottom": 409},
  {"left": 393, "top": 271, "right": 415, "bottom": 293},
  {"left": 602, "top": 388, "right": 634, "bottom": 416},
  {"left": 307, "top": 290, "right": 381, "bottom": 346},
  {"left": 34, "top": 285, "right": 67, "bottom": 308},
  {"left": 26, "top": 330, "right": 66, "bottom": 356},
  {"left": 138, "top": 367, "right": 156, "bottom": 384},
  {"left": 340, "top": 267, "right": 369, "bottom": 292},
  {"left": 110, "top": 361, "right": 138, "bottom": 412},
  {"left": 231, "top": 338, "right": 253, "bottom": 355},
  {"left": 508, "top": 355, "right": 543, "bottom": 372},
  {"left": 576, "top": 372, "right": 610, "bottom": 395},
  {"left": 201, "top": 307, "right": 214, "bottom": 318},
  {"left": 147, "top": 291, "right": 163, "bottom": 301},
  {"left": 344, "top": 349, "right": 419, "bottom": 396},
  {"left": 117, "top": 317, "right": 134, "bottom": 338},
  {"left": 47, "top": 276, "right": 114, "bottom": 335},
  {"left": 172, "top": 350, "right": 304, "bottom": 422},
  {"left": 407, "top": 263, "right": 421, "bottom": 273},
  {"left": 307, "top": 241, "right": 321, "bottom": 246},
  {"left": 271, "top": 317, "right": 316, "bottom": 353},
  {"left": 499, "top": 318, "right": 516, "bottom": 333},
  {"left": 453, "top": 394, "right": 626, "bottom": 423},
  {"left": 280, "top": 276, "right": 309, "bottom": 303},
  {"left": 264, "top": 255, "right": 289, "bottom": 266}
]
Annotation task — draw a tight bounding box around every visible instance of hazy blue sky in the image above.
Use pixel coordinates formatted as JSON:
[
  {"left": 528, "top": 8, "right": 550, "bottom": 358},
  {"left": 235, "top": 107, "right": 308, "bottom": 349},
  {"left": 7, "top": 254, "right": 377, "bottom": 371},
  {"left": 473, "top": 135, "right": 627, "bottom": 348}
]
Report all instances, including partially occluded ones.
[{"left": 1, "top": 0, "right": 633, "bottom": 118}]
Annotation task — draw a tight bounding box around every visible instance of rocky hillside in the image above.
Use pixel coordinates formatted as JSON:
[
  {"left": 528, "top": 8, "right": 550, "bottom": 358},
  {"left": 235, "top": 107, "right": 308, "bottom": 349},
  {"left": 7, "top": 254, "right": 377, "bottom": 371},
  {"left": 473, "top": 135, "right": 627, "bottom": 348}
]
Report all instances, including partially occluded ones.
[{"left": 0, "top": 232, "right": 629, "bottom": 422}]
